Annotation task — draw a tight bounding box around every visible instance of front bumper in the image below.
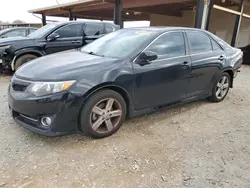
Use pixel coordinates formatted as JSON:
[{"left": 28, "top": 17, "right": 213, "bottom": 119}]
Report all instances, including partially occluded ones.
[
  {"left": 0, "top": 49, "right": 11, "bottom": 70},
  {"left": 8, "top": 85, "right": 83, "bottom": 136}
]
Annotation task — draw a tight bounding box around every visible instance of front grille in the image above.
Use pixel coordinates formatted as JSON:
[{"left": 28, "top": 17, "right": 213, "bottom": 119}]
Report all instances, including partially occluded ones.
[
  {"left": 12, "top": 83, "right": 28, "bottom": 92},
  {"left": 11, "top": 76, "right": 31, "bottom": 92}
]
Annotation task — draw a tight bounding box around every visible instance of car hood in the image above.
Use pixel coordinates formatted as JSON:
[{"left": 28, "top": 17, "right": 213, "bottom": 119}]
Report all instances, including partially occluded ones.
[
  {"left": 0, "top": 37, "right": 29, "bottom": 45},
  {"left": 15, "top": 50, "right": 118, "bottom": 81}
]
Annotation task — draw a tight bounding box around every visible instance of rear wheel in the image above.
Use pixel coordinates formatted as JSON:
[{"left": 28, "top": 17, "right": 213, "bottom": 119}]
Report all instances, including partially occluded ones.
[
  {"left": 79, "top": 89, "right": 126, "bottom": 138},
  {"left": 14, "top": 54, "right": 38, "bottom": 70},
  {"left": 208, "top": 72, "right": 230, "bottom": 102}
]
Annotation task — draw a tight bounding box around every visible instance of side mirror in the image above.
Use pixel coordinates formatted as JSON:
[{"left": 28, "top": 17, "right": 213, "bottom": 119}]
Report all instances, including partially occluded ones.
[
  {"left": 47, "top": 33, "right": 60, "bottom": 41},
  {"left": 0, "top": 35, "right": 7, "bottom": 38},
  {"left": 137, "top": 51, "right": 158, "bottom": 65}
]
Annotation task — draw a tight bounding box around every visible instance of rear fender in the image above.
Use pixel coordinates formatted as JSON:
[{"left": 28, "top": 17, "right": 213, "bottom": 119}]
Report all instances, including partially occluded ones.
[{"left": 211, "top": 68, "right": 234, "bottom": 89}]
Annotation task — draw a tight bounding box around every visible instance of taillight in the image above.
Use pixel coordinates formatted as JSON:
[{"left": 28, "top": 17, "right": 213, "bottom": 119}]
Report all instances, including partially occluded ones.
[{"left": 240, "top": 51, "right": 243, "bottom": 57}]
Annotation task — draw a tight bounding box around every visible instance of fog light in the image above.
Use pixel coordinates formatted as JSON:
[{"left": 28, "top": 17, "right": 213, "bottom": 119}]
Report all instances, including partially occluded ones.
[{"left": 41, "top": 117, "right": 52, "bottom": 127}]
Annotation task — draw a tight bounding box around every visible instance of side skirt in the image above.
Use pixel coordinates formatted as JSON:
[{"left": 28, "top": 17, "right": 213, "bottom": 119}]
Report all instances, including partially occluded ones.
[{"left": 128, "top": 94, "right": 210, "bottom": 118}]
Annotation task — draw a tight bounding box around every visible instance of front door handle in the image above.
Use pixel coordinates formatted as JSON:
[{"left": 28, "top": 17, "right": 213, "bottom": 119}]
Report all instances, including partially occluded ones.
[
  {"left": 182, "top": 61, "right": 190, "bottom": 69},
  {"left": 72, "top": 41, "right": 81, "bottom": 44},
  {"left": 218, "top": 55, "right": 225, "bottom": 61}
]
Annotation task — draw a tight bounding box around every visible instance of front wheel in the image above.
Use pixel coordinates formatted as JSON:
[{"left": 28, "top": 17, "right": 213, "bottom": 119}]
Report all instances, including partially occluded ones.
[
  {"left": 79, "top": 89, "right": 127, "bottom": 138},
  {"left": 208, "top": 72, "right": 231, "bottom": 102},
  {"left": 14, "top": 54, "right": 38, "bottom": 70}
]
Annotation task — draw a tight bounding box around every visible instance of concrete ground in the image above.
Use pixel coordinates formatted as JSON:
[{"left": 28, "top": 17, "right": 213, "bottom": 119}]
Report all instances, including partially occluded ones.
[{"left": 0, "top": 66, "right": 249, "bottom": 188}]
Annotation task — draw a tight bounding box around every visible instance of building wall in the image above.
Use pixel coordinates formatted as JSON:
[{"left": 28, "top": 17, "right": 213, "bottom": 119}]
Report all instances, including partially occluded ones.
[
  {"left": 150, "top": 11, "right": 194, "bottom": 27},
  {"left": 150, "top": 6, "right": 250, "bottom": 47}
]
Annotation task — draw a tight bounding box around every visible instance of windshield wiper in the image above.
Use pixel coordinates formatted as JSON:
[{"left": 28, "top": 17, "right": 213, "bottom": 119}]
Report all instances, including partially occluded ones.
[{"left": 88, "top": 51, "right": 104, "bottom": 57}]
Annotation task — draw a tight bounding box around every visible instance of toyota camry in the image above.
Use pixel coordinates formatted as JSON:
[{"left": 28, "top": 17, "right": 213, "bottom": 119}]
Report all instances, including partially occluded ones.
[{"left": 8, "top": 27, "right": 242, "bottom": 138}]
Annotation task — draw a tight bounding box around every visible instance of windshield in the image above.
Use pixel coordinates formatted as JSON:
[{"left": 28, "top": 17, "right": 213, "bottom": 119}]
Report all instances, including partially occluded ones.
[
  {"left": 81, "top": 29, "right": 157, "bottom": 58},
  {"left": 27, "top": 23, "right": 58, "bottom": 38}
]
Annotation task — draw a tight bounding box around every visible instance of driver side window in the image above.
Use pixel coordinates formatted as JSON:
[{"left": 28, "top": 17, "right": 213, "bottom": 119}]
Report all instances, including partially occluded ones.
[
  {"left": 146, "top": 32, "right": 186, "bottom": 60},
  {"left": 54, "top": 24, "right": 82, "bottom": 38}
]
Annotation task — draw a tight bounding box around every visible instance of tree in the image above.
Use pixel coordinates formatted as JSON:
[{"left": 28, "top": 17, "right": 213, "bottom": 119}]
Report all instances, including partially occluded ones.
[{"left": 0, "top": 20, "right": 10, "bottom": 24}]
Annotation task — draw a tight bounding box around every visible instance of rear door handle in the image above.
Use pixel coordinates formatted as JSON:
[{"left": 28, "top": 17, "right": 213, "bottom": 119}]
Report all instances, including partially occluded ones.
[{"left": 218, "top": 55, "right": 225, "bottom": 61}]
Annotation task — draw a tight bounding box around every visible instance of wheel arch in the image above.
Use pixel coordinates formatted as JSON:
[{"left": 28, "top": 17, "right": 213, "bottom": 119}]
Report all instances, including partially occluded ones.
[
  {"left": 223, "top": 69, "right": 234, "bottom": 88},
  {"left": 12, "top": 49, "right": 45, "bottom": 71},
  {"left": 84, "top": 84, "right": 132, "bottom": 117}
]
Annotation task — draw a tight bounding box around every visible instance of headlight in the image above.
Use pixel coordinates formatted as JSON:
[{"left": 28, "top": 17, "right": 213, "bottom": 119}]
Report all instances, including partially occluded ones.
[
  {"left": 25, "top": 80, "right": 75, "bottom": 96},
  {"left": 0, "top": 45, "right": 11, "bottom": 49}
]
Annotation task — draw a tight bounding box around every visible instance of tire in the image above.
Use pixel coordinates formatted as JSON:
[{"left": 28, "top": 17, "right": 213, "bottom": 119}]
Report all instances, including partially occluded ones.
[
  {"left": 14, "top": 54, "right": 38, "bottom": 70},
  {"left": 208, "top": 72, "right": 231, "bottom": 102},
  {"left": 79, "top": 89, "right": 127, "bottom": 138}
]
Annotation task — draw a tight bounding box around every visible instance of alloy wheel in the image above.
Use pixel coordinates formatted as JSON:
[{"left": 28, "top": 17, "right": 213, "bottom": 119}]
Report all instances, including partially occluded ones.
[
  {"left": 216, "top": 76, "right": 229, "bottom": 99},
  {"left": 90, "top": 98, "right": 123, "bottom": 134}
]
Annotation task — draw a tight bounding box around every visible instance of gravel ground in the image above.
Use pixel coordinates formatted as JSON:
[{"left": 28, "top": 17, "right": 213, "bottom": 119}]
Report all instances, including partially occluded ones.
[{"left": 0, "top": 66, "right": 249, "bottom": 188}]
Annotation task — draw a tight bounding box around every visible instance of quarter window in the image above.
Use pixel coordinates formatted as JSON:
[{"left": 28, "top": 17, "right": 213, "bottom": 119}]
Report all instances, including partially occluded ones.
[
  {"left": 54, "top": 24, "right": 82, "bottom": 38},
  {"left": 105, "top": 26, "right": 114, "bottom": 33},
  {"left": 146, "top": 32, "right": 185, "bottom": 59},
  {"left": 211, "top": 40, "right": 221, "bottom": 51},
  {"left": 187, "top": 32, "right": 212, "bottom": 54},
  {"left": 29, "top": 29, "right": 37, "bottom": 34},
  {"left": 84, "top": 24, "right": 104, "bottom": 36}
]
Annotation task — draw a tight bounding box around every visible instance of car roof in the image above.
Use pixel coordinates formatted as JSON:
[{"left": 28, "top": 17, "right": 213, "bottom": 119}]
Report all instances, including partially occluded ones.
[
  {"left": 51, "top": 21, "right": 118, "bottom": 27},
  {"left": 124, "top": 26, "right": 207, "bottom": 33},
  {"left": 0, "top": 27, "right": 36, "bottom": 31}
]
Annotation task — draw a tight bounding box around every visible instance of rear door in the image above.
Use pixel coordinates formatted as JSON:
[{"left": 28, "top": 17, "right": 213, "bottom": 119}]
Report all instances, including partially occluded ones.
[
  {"left": 186, "top": 31, "right": 226, "bottom": 97},
  {"left": 82, "top": 23, "right": 105, "bottom": 45},
  {"left": 45, "top": 23, "right": 84, "bottom": 54}
]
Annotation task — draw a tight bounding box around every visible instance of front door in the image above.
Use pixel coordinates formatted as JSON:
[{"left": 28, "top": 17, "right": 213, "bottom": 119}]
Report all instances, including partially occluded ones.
[
  {"left": 133, "top": 31, "right": 191, "bottom": 110},
  {"left": 185, "top": 31, "right": 226, "bottom": 97},
  {"left": 45, "top": 23, "right": 83, "bottom": 54}
]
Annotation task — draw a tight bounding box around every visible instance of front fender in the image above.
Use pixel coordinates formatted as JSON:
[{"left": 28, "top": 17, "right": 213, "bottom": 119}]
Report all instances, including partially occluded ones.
[
  {"left": 11, "top": 48, "right": 46, "bottom": 70},
  {"left": 70, "top": 82, "right": 133, "bottom": 119}
]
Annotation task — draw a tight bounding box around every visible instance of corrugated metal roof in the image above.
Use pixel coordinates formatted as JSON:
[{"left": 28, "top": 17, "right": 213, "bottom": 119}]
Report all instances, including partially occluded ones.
[{"left": 29, "top": 0, "right": 104, "bottom": 13}]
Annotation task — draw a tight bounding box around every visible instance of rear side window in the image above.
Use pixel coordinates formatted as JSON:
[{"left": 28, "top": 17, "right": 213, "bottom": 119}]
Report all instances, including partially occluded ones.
[
  {"left": 187, "top": 31, "right": 212, "bottom": 54},
  {"left": 84, "top": 23, "right": 104, "bottom": 36},
  {"left": 211, "top": 40, "right": 221, "bottom": 51},
  {"left": 5, "top": 29, "right": 26, "bottom": 37},
  {"left": 105, "top": 25, "right": 114, "bottom": 33},
  {"left": 146, "top": 32, "right": 186, "bottom": 59},
  {"left": 54, "top": 24, "right": 82, "bottom": 38}
]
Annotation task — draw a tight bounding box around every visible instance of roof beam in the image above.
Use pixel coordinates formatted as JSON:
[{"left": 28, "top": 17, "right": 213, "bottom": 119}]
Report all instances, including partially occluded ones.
[{"left": 127, "top": 6, "right": 183, "bottom": 17}]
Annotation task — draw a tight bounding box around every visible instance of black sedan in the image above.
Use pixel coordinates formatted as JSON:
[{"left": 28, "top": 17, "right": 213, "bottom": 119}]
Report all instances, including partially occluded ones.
[{"left": 8, "top": 27, "right": 242, "bottom": 138}]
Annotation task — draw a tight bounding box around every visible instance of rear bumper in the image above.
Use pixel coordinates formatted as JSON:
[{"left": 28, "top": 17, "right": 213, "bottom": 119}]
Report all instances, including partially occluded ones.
[
  {"left": 8, "top": 85, "right": 83, "bottom": 136},
  {"left": 233, "top": 69, "right": 240, "bottom": 78}
]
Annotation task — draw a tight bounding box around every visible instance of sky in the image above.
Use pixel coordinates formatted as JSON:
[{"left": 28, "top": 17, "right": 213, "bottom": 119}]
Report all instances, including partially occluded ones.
[{"left": 0, "top": 0, "right": 149, "bottom": 27}]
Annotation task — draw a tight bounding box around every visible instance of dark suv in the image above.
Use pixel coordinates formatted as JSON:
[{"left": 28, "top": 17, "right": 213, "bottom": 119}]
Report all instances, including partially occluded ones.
[{"left": 0, "top": 21, "right": 119, "bottom": 71}]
